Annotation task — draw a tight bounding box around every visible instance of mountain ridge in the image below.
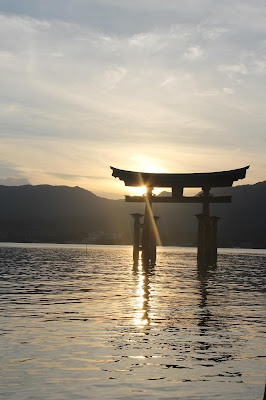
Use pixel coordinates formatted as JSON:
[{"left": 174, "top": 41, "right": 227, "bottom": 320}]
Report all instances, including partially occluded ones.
[{"left": 0, "top": 181, "right": 265, "bottom": 247}]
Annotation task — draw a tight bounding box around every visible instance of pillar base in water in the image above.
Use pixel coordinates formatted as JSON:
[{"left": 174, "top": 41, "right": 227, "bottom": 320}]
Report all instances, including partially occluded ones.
[
  {"left": 196, "top": 214, "right": 219, "bottom": 269},
  {"left": 131, "top": 208, "right": 160, "bottom": 268}
]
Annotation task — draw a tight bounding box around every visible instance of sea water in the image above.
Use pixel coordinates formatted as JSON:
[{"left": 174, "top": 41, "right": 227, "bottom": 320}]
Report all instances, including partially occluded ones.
[{"left": 0, "top": 244, "right": 265, "bottom": 400}]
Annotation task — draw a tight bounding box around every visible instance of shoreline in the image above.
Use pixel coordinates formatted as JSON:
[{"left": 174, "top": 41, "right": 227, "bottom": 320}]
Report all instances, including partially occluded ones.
[{"left": 1, "top": 241, "right": 266, "bottom": 254}]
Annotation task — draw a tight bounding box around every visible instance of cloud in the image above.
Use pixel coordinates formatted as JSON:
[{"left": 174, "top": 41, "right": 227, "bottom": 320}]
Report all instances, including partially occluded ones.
[
  {"left": 184, "top": 46, "right": 203, "bottom": 60},
  {"left": 218, "top": 63, "right": 248, "bottom": 79},
  {"left": 0, "top": 177, "right": 30, "bottom": 186},
  {"left": 0, "top": 2, "right": 265, "bottom": 196},
  {"left": 49, "top": 172, "right": 108, "bottom": 181},
  {"left": 0, "top": 161, "right": 31, "bottom": 185},
  {"left": 0, "top": 0, "right": 218, "bottom": 35}
]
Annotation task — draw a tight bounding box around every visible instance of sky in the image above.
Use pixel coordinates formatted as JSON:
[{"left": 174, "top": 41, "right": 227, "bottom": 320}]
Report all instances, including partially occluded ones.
[{"left": 0, "top": 0, "right": 265, "bottom": 198}]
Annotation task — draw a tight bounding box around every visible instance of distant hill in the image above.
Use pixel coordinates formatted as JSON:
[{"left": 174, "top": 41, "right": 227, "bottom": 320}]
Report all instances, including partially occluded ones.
[
  {"left": 0, "top": 184, "right": 112, "bottom": 217},
  {"left": 0, "top": 184, "right": 131, "bottom": 243},
  {"left": 0, "top": 182, "right": 265, "bottom": 247}
]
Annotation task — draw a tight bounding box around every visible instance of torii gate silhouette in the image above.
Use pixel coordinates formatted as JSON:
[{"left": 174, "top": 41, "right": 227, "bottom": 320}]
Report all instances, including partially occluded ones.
[{"left": 111, "top": 165, "right": 249, "bottom": 269}]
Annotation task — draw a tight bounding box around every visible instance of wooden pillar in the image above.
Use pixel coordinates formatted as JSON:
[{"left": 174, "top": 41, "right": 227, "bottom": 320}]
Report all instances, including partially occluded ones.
[
  {"left": 205, "top": 215, "right": 212, "bottom": 266},
  {"left": 196, "top": 213, "right": 212, "bottom": 268},
  {"left": 196, "top": 214, "right": 206, "bottom": 268},
  {"left": 150, "top": 216, "right": 160, "bottom": 265},
  {"left": 131, "top": 213, "right": 143, "bottom": 265},
  {"left": 142, "top": 187, "right": 153, "bottom": 265},
  {"left": 203, "top": 187, "right": 210, "bottom": 266},
  {"left": 210, "top": 216, "right": 219, "bottom": 266},
  {"left": 196, "top": 186, "right": 212, "bottom": 268},
  {"left": 196, "top": 212, "right": 219, "bottom": 268}
]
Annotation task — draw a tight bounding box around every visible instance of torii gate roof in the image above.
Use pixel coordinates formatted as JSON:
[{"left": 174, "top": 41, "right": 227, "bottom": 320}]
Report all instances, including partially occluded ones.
[{"left": 110, "top": 166, "right": 249, "bottom": 188}]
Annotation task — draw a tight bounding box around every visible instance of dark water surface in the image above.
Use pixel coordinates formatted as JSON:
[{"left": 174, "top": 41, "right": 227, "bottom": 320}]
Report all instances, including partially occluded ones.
[{"left": 0, "top": 244, "right": 265, "bottom": 399}]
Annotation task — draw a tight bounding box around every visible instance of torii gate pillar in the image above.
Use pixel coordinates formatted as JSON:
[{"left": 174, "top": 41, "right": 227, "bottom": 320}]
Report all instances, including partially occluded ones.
[
  {"left": 196, "top": 187, "right": 221, "bottom": 268},
  {"left": 210, "top": 216, "right": 220, "bottom": 265},
  {"left": 131, "top": 213, "right": 143, "bottom": 265},
  {"left": 142, "top": 187, "right": 153, "bottom": 265},
  {"left": 131, "top": 210, "right": 160, "bottom": 266},
  {"left": 150, "top": 216, "right": 160, "bottom": 265}
]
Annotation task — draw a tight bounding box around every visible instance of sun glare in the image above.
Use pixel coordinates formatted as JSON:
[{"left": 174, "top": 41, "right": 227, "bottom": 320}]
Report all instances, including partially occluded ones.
[
  {"left": 127, "top": 186, "right": 147, "bottom": 196},
  {"left": 127, "top": 184, "right": 164, "bottom": 197},
  {"left": 126, "top": 160, "right": 166, "bottom": 196}
]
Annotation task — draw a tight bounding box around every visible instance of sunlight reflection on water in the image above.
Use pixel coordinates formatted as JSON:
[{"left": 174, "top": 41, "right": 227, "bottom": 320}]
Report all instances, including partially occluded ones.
[{"left": 0, "top": 244, "right": 265, "bottom": 399}]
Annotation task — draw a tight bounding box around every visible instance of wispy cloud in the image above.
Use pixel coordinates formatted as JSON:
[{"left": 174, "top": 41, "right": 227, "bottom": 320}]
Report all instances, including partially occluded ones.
[
  {"left": 0, "top": 1, "right": 265, "bottom": 196},
  {"left": 184, "top": 46, "right": 204, "bottom": 60}
]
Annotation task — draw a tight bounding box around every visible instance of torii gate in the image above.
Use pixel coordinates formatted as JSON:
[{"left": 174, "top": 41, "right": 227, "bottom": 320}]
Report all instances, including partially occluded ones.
[{"left": 111, "top": 166, "right": 249, "bottom": 268}]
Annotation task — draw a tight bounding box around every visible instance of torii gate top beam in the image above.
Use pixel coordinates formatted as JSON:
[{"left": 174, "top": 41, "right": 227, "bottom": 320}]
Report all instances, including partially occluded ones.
[{"left": 110, "top": 166, "right": 249, "bottom": 189}]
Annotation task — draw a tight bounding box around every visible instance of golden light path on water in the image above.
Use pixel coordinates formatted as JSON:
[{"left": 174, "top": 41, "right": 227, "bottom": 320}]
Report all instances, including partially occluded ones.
[{"left": 133, "top": 257, "right": 151, "bottom": 328}]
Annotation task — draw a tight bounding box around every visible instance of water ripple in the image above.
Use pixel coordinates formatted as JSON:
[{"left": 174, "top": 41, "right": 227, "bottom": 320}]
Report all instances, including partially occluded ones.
[{"left": 0, "top": 244, "right": 265, "bottom": 399}]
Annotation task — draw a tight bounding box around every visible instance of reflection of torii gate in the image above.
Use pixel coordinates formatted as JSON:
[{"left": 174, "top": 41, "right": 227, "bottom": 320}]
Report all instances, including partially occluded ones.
[{"left": 111, "top": 166, "right": 249, "bottom": 268}]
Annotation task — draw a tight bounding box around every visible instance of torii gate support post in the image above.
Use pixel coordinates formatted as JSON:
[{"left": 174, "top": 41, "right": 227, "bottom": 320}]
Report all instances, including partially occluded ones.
[
  {"left": 196, "top": 187, "right": 220, "bottom": 268},
  {"left": 131, "top": 213, "right": 143, "bottom": 265},
  {"left": 150, "top": 216, "right": 160, "bottom": 265},
  {"left": 196, "top": 214, "right": 206, "bottom": 268},
  {"left": 196, "top": 187, "right": 209, "bottom": 268},
  {"left": 142, "top": 187, "right": 153, "bottom": 266},
  {"left": 196, "top": 213, "right": 220, "bottom": 268},
  {"left": 196, "top": 187, "right": 211, "bottom": 268},
  {"left": 210, "top": 216, "right": 219, "bottom": 266}
]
